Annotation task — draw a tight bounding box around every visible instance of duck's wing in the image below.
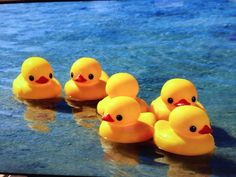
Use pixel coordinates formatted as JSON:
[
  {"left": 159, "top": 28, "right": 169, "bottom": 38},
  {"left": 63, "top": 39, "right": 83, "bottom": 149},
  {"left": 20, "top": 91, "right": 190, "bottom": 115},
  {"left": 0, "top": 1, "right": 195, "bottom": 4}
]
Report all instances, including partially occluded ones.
[
  {"left": 135, "top": 97, "right": 149, "bottom": 112},
  {"left": 12, "top": 75, "right": 26, "bottom": 97},
  {"left": 138, "top": 112, "right": 156, "bottom": 126},
  {"left": 195, "top": 101, "right": 206, "bottom": 111},
  {"left": 154, "top": 120, "right": 183, "bottom": 146},
  {"left": 97, "top": 96, "right": 111, "bottom": 115},
  {"left": 100, "top": 70, "right": 109, "bottom": 82},
  {"left": 150, "top": 97, "right": 170, "bottom": 120}
]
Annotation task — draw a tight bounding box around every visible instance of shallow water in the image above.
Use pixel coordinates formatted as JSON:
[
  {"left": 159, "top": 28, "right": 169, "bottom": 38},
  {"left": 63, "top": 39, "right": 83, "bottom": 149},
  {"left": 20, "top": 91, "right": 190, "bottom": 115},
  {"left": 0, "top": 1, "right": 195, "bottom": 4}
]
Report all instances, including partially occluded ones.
[{"left": 0, "top": 0, "right": 236, "bottom": 176}]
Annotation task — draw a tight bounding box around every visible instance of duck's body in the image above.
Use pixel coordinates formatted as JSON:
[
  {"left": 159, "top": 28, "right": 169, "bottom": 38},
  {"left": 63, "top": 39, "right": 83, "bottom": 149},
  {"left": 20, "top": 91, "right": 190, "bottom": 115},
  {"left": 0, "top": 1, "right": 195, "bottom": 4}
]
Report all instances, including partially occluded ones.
[
  {"left": 150, "top": 78, "right": 205, "bottom": 121},
  {"left": 12, "top": 57, "right": 61, "bottom": 99},
  {"left": 64, "top": 76, "right": 107, "bottom": 101},
  {"left": 154, "top": 120, "right": 215, "bottom": 156},
  {"left": 64, "top": 57, "right": 108, "bottom": 101},
  {"left": 100, "top": 112, "right": 155, "bottom": 143},
  {"left": 153, "top": 106, "right": 215, "bottom": 156},
  {"left": 13, "top": 74, "right": 61, "bottom": 99}
]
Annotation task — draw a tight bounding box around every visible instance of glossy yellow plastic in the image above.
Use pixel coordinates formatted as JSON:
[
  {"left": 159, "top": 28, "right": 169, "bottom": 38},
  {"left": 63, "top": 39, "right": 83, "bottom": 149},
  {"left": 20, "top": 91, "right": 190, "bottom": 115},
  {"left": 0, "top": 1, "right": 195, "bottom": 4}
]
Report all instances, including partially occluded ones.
[
  {"left": 97, "top": 73, "right": 148, "bottom": 115},
  {"left": 154, "top": 106, "right": 215, "bottom": 156},
  {"left": 99, "top": 96, "right": 155, "bottom": 143},
  {"left": 64, "top": 57, "right": 108, "bottom": 101},
  {"left": 150, "top": 78, "right": 205, "bottom": 120},
  {"left": 12, "top": 57, "right": 62, "bottom": 99}
]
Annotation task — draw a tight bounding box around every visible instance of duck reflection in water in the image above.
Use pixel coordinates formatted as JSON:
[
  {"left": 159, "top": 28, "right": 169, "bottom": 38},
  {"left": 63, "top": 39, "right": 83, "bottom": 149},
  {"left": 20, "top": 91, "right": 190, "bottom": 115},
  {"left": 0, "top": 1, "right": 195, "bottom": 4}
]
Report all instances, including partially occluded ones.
[
  {"left": 100, "top": 138, "right": 140, "bottom": 166},
  {"left": 100, "top": 138, "right": 163, "bottom": 167},
  {"left": 16, "top": 97, "right": 62, "bottom": 133},
  {"left": 66, "top": 98, "right": 99, "bottom": 130},
  {"left": 154, "top": 149, "right": 212, "bottom": 177},
  {"left": 24, "top": 106, "right": 55, "bottom": 132}
]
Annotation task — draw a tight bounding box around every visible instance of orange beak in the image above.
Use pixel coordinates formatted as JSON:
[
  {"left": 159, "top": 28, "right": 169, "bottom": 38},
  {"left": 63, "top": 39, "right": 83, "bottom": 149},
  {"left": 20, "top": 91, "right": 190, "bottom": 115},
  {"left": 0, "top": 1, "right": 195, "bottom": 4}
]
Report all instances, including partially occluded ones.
[
  {"left": 174, "top": 99, "right": 190, "bottom": 107},
  {"left": 75, "top": 74, "right": 87, "bottom": 83},
  {"left": 36, "top": 76, "right": 49, "bottom": 84},
  {"left": 199, "top": 125, "right": 212, "bottom": 134},
  {"left": 102, "top": 114, "right": 114, "bottom": 122}
]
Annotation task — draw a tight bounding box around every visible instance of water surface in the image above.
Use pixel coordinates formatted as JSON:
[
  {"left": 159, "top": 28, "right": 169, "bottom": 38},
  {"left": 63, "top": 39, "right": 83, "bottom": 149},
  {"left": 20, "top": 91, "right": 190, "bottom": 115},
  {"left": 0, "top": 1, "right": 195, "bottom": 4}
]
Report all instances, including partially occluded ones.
[{"left": 0, "top": 0, "right": 236, "bottom": 176}]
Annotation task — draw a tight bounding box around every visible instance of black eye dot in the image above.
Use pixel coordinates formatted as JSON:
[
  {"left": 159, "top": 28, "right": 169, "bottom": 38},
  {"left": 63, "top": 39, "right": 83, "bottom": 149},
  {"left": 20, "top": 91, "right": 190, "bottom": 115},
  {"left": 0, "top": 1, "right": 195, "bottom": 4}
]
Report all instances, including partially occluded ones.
[
  {"left": 116, "top": 115, "right": 123, "bottom": 121},
  {"left": 49, "top": 73, "right": 53, "bottom": 79},
  {"left": 88, "top": 74, "right": 94, "bottom": 80},
  {"left": 167, "top": 97, "right": 173, "bottom": 104},
  {"left": 189, "top": 125, "right": 197, "bottom": 132},
  {"left": 192, "top": 96, "right": 196, "bottom": 102},
  {"left": 29, "top": 75, "right": 34, "bottom": 81},
  {"left": 71, "top": 72, "right": 74, "bottom": 78}
]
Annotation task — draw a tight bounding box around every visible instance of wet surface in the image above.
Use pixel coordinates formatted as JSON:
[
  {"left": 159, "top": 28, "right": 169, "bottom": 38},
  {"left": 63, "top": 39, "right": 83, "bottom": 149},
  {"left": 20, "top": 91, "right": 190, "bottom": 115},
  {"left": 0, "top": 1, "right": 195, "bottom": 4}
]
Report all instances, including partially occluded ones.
[{"left": 0, "top": 0, "right": 236, "bottom": 176}]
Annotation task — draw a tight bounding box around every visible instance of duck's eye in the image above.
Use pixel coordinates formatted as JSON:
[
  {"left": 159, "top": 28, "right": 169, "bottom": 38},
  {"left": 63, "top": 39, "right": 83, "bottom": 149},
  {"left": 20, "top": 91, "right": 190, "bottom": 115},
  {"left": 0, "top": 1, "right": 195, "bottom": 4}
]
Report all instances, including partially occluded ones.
[
  {"left": 29, "top": 75, "right": 34, "bottom": 81},
  {"left": 167, "top": 97, "right": 173, "bottom": 104},
  {"left": 189, "top": 125, "right": 197, "bottom": 132},
  {"left": 116, "top": 115, "right": 123, "bottom": 121},
  {"left": 88, "top": 74, "right": 94, "bottom": 80},
  {"left": 192, "top": 96, "right": 196, "bottom": 102},
  {"left": 49, "top": 73, "right": 53, "bottom": 79},
  {"left": 71, "top": 72, "right": 74, "bottom": 78}
]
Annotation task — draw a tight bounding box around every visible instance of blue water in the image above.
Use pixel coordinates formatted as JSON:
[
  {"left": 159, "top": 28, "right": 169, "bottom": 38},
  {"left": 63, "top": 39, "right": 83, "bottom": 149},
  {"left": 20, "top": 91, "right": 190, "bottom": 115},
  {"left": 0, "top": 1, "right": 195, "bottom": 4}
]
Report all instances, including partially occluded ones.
[{"left": 0, "top": 0, "right": 236, "bottom": 176}]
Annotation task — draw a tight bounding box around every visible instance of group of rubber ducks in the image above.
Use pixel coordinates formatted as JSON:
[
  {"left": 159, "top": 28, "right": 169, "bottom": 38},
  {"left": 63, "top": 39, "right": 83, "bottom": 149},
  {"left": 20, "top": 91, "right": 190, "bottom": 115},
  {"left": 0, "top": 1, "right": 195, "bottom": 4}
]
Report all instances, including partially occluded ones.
[{"left": 12, "top": 57, "right": 215, "bottom": 156}]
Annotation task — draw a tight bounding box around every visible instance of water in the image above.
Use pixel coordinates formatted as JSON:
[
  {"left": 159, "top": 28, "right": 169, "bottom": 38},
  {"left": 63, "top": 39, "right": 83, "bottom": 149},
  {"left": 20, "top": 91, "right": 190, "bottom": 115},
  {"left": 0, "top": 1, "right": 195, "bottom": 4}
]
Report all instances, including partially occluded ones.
[{"left": 0, "top": 0, "right": 236, "bottom": 176}]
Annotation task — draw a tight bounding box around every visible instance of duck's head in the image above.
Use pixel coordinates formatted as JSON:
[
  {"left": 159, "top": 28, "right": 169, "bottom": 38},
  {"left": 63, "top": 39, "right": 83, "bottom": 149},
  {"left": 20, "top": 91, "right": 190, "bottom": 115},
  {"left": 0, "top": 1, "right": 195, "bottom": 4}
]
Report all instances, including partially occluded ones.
[
  {"left": 21, "top": 57, "right": 54, "bottom": 85},
  {"left": 102, "top": 96, "right": 141, "bottom": 126},
  {"left": 70, "top": 57, "right": 102, "bottom": 86},
  {"left": 161, "top": 78, "right": 200, "bottom": 111},
  {"left": 169, "top": 105, "right": 212, "bottom": 138},
  {"left": 106, "top": 73, "right": 139, "bottom": 98}
]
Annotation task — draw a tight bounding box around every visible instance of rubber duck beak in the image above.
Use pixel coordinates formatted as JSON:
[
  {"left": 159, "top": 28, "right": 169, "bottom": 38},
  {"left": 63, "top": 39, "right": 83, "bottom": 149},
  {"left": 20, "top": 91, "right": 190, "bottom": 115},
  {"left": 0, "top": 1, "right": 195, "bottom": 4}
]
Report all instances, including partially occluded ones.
[
  {"left": 75, "top": 74, "right": 87, "bottom": 83},
  {"left": 102, "top": 114, "right": 114, "bottom": 122},
  {"left": 174, "top": 99, "right": 190, "bottom": 107},
  {"left": 36, "top": 76, "right": 49, "bottom": 84},
  {"left": 199, "top": 125, "right": 212, "bottom": 134}
]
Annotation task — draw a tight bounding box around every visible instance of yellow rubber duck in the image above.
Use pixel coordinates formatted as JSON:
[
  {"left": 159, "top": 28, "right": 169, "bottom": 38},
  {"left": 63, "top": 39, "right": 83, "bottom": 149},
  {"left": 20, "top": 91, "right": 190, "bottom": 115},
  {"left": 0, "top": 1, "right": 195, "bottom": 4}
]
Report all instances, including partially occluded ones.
[
  {"left": 64, "top": 57, "right": 109, "bottom": 101},
  {"left": 99, "top": 96, "right": 156, "bottom": 143},
  {"left": 12, "top": 57, "right": 62, "bottom": 99},
  {"left": 150, "top": 78, "right": 205, "bottom": 120},
  {"left": 97, "top": 73, "right": 148, "bottom": 115},
  {"left": 154, "top": 105, "right": 215, "bottom": 156}
]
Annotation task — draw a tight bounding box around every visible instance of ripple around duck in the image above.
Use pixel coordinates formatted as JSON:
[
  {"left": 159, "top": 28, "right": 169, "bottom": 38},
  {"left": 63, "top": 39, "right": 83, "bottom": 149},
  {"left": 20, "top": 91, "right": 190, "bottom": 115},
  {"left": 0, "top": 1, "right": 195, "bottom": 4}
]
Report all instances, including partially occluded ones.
[{"left": 0, "top": 0, "right": 236, "bottom": 176}]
